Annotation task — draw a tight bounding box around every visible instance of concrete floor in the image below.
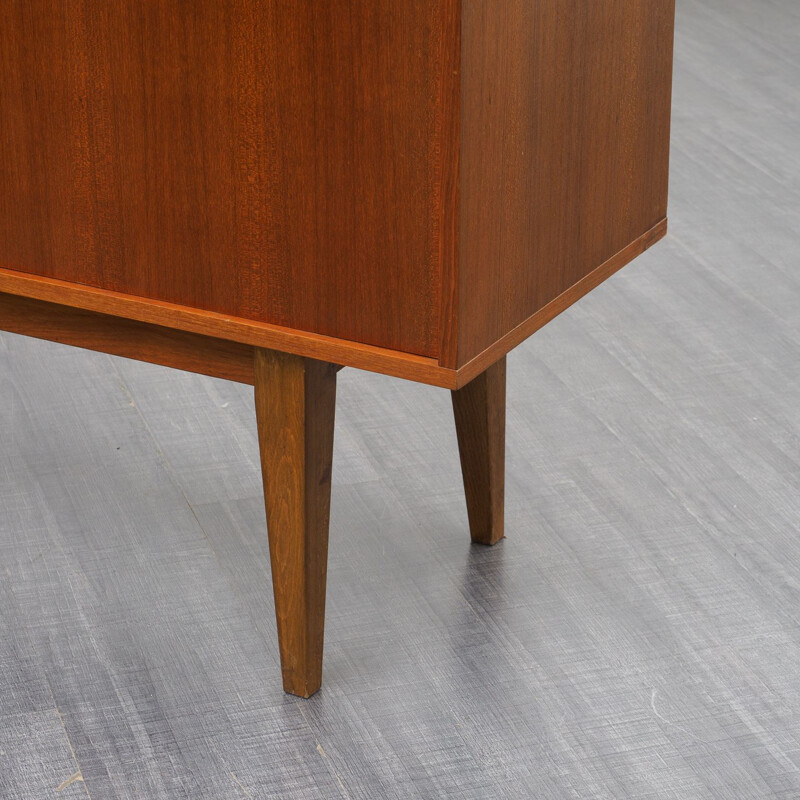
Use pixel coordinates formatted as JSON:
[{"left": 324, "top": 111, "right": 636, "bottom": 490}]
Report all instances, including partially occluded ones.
[{"left": 2, "top": 0, "right": 800, "bottom": 797}]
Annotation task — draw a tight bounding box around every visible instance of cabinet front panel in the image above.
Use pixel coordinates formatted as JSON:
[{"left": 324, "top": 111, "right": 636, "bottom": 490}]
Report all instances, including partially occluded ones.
[{"left": 0, "top": 1, "right": 448, "bottom": 357}]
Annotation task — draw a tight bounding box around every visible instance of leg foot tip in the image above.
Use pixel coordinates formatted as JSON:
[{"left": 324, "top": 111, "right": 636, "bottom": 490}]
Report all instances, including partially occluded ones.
[
  {"left": 282, "top": 677, "right": 322, "bottom": 698},
  {"left": 471, "top": 533, "right": 505, "bottom": 546}
]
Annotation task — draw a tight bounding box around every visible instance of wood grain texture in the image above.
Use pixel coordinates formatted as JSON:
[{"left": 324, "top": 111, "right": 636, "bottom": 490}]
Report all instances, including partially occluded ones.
[
  {"left": 254, "top": 348, "right": 337, "bottom": 698},
  {"left": 0, "top": 291, "right": 256, "bottom": 385},
  {"left": 436, "top": 0, "right": 463, "bottom": 368},
  {"left": 452, "top": 356, "right": 506, "bottom": 545},
  {"left": 453, "top": 0, "right": 675, "bottom": 367},
  {"left": 0, "top": 0, "right": 449, "bottom": 357}
]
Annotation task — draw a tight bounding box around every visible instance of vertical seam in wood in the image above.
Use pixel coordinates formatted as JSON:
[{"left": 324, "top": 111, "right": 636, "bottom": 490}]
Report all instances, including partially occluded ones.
[{"left": 437, "top": 0, "right": 462, "bottom": 369}]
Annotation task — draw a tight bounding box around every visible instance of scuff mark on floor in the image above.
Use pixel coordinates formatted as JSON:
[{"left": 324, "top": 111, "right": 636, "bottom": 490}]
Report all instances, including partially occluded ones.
[
  {"left": 316, "top": 743, "right": 352, "bottom": 799},
  {"left": 57, "top": 771, "right": 84, "bottom": 791},
  {"left": 650, "top": 689, "right": 712, "bottom": 746},
  {"left": 230, "top": 771, "right": 253, "bottom": 798},
  {"left": 52, "top": 704, "right": 90, "bottom": 797}
]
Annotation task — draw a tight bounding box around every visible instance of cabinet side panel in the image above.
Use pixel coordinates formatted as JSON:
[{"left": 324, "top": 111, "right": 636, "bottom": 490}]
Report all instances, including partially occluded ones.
[
  {"left": 0, "top": 0, "right": 447, "bottom": 357},
  {"left": 458, "top": 0, "right": 675, "bottom": 365}
]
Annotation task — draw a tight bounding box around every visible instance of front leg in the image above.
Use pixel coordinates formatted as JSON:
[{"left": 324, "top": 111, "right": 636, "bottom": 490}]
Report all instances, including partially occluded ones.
[{"left": 254, "top": 348, "right": 337, "bottom": 697}]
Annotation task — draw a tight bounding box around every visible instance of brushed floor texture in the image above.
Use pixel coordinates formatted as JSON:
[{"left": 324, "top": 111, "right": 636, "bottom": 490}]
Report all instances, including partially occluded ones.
[{"left": 2, "top": 0, "right": 800, "bottom": 797}]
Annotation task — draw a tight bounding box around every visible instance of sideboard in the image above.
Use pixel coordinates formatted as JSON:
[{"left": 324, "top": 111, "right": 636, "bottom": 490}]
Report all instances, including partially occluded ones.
[{"left": 0, "top": 0, "right": 675, "bottom": 696}]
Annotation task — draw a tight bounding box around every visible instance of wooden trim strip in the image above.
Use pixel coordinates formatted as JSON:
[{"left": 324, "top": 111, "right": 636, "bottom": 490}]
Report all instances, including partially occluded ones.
[
  {"left": 0, "top": 267, "right": 457, "bottom": 388},
  {"left": 452, "top": 218, "right": 668, "bottom": 388}
]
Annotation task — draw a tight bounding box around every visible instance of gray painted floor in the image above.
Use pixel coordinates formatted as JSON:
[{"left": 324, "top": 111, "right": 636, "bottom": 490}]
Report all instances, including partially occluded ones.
[{"left": 2, "top": 0, "right": 800, "bottom": 797}]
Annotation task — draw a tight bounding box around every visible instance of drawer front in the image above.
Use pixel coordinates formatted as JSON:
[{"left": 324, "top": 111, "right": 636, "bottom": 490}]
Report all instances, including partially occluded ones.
[{"left": 0, "top": 1, "right": 450, "bottom": 358}]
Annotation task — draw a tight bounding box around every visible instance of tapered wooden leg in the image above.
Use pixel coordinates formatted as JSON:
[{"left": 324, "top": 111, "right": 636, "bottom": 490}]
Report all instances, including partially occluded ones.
[
  {"left": 452, "top": 356, "right": 506, "bottom": 546},
  {"left": 254, "top": 348, "right": 337, "bottom": 697}
]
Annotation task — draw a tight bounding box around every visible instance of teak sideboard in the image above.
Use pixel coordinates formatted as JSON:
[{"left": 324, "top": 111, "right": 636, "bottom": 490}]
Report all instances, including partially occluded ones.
[{"left": 0, "top": 1, "right": 675, "bottom": 696}]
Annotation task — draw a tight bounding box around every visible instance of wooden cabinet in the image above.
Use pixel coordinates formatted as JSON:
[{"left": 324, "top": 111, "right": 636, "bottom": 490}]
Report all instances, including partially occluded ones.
[{"left": 0, "top": 0, "right": 675, "bottom": 696}]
